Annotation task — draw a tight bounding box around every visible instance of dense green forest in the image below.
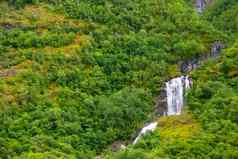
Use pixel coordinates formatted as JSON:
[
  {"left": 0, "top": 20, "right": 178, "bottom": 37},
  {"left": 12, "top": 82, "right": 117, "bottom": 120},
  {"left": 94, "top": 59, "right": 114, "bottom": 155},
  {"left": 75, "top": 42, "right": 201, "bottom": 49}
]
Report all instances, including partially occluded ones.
[
  {"left": 0, "top": 0, "right": 237, "bottom": 158},
  {"left": 106, "top": 0, "right": 238, "bottom": 158}
]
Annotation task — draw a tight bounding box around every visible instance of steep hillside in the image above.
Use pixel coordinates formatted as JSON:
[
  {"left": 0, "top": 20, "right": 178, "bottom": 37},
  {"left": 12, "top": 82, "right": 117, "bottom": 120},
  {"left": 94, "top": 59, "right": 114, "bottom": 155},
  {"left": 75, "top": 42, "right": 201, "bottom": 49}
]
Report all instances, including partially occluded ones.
[
  {"left": 204, "top": 0, "right": 238, "bottom": 38},
  {"left": 0, "top": 0, "right": 233, "bottom": 159},
  {"left": 106, "top": 40, "right": 238, "bottom": 159},
  {"left": 106, "top": 1, "right": 238, "bottom": 158}
]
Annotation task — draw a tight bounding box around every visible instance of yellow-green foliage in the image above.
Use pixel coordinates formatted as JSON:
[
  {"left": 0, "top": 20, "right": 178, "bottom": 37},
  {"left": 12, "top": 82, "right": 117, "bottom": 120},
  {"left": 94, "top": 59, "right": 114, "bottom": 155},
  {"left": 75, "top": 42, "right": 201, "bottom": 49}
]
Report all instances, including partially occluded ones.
[
  {"left": 105, "top": 113, "right": 201, "bottom": 159},
  {"left": 157, "top": 113, "right": 200, "bottom": 142},
  {"left": 0, "top": 0, "right": 232, "bottom": 158},
  {"left": 0, "top": 2, "right": 90, "bottom": 29},
  {"left": 0, "top": 3, "right": 93, "bottom": 111}
]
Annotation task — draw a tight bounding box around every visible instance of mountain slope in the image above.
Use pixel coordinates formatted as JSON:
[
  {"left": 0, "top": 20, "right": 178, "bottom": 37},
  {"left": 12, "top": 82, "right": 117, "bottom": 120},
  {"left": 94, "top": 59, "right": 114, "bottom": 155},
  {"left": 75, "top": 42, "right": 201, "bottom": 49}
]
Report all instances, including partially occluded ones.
[
  {"left": 0, "top": 0, "right": 231, "bottom": 159},
  {"left": 106, "top": 40, "right": 238, "bottom": 159},
  {"left": 106, "top": 1, "right": 238, "bottom": 158}
]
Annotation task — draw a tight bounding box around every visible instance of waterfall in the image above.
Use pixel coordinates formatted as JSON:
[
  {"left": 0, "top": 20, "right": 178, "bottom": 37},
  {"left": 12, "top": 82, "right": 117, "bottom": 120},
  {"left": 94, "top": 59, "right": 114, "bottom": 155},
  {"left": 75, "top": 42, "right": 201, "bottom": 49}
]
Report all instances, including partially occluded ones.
[
  {"left": 133, "top": 76, "right": 191, "bottom": 144},
  {"left": 133, "top": 122, "right": 158, "bottom": 145},
  {"left": 166, "top": 76, "right": 191, "bottom": 115},
  {"left": 132, "top": 10, "right": 223, "bottom": 147}
]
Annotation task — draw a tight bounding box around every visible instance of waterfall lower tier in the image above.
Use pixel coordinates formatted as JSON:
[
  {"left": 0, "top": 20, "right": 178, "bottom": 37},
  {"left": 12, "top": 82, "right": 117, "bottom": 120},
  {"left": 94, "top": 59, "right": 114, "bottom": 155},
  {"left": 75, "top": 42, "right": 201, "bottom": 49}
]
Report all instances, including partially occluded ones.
[{"left": 133, "top": 122, "right": 158, "bottom": 145}]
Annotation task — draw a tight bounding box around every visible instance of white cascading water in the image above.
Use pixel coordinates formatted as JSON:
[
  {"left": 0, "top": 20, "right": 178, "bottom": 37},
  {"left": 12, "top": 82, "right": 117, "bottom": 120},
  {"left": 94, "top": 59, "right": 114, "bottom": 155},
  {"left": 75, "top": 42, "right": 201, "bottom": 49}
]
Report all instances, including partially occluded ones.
[
  {"left": 184, "top": 76, "right": 191, "bottom": 89},
  {"left": 133, "top": 122, "right": 158, "bottom": 145},
  {"left": 133, "top": 76, "right": 191, "bottom": 144},
  {"left": 166, "top": 76, "right": 191, "bottom": 115}
]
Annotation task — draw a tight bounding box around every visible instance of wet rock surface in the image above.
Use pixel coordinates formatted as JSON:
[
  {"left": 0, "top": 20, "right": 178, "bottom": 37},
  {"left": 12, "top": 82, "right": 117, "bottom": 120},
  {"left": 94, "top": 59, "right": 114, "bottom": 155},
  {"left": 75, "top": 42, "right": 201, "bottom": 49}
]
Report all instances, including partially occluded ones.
[
  {"left": 155, "top": 87, "right": 167, "bottom": 116},
  {"left": 109, "top": 141, "right": 126, "bottom": 152},
  {"left": 180, "top": 42, "right": 224, "bottom": 73}
]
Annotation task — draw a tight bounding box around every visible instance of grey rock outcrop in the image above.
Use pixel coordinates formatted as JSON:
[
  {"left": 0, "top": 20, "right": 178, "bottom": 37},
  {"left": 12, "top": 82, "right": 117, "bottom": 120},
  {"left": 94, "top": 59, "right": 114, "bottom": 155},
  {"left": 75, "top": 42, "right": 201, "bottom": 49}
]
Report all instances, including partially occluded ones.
[{"left": 180, "top": 42, "right": 224, "bottom": 73}]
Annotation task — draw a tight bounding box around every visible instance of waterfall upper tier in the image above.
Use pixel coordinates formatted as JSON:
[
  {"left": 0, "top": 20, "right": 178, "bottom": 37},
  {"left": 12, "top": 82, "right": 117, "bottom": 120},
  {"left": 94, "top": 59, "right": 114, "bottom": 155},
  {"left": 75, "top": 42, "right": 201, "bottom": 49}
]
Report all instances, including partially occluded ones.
[
  {"left": 166, "top": 76, "right": 191, "bottom": 115},
  {"left": 156, "top": 76, "right": 192, "bottom": 116}
]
